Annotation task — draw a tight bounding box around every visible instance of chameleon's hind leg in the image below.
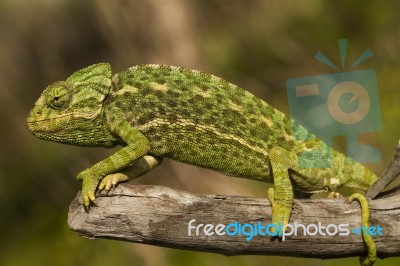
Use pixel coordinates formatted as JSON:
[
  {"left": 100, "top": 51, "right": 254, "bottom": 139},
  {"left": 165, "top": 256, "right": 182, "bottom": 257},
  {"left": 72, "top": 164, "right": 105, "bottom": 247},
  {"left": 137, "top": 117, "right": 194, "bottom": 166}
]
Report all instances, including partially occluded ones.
[
  {"left": 349, "top": 193, "right": 376, "bottom": 266},
  {"left": 267, "top": 145, "right": 338, "bottom": 234},
  {"left": 267, "top": 146, "right": 296, "bottom": 235}
]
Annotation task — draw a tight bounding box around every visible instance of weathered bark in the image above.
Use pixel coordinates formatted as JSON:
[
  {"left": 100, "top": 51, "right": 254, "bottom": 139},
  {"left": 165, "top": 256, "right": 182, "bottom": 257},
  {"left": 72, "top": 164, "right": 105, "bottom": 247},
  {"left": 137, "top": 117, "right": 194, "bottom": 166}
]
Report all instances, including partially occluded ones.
[{"left": 68, "top": 183, "right": 400, "bottom": 260}]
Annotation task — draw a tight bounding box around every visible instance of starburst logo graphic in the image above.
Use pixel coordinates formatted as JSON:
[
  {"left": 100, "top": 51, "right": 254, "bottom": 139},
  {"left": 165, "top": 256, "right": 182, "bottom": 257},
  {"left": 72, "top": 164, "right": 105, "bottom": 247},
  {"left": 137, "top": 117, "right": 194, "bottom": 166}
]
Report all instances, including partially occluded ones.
[
  {"left": 286, "top": 39, "right": 382, "bottom": 167},
  {"left": 315, "top": 39, "right": 373, "bottom": 70}
]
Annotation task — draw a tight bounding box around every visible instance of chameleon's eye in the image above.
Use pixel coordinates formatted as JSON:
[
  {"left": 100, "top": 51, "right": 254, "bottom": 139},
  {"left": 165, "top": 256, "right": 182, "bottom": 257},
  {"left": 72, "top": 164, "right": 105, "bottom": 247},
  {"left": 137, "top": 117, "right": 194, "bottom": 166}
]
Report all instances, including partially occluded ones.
[{"left": 47, "top": 85, "right": 71, "bottom": 110}]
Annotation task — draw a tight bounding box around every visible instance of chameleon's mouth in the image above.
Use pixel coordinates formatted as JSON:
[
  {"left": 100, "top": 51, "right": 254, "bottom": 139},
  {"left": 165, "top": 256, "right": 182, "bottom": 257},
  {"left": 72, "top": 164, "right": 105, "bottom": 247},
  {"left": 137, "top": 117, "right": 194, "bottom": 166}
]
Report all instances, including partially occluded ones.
[
  {"left": 26, "top": 119, "right": 74, "bottom": 144},
  {"left": 26, "top": 112, "right": 70, "bottom": 124},
  {"left": 26, "top": 120, "right": 53, "bottom": 136},
  {"left": 26, "top": 117, "right": 57, "bottom": 124},
  {"left": 26, "top": 110, "right": 95, "bottom": 129},
  {"left": 26, "top": 114, "right": 63, "bottom": 136}
]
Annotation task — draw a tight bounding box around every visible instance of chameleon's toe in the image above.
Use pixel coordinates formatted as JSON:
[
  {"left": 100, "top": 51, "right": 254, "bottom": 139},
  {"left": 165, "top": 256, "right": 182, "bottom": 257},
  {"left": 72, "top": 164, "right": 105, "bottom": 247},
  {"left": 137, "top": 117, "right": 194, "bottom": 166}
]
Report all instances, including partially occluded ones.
[
  {"left": 82, "top": 191, "right": 96, "bottom": 207},
  {"left": 327, "top": 191, "right": 343, "bottom": 198},
  {"left": 98, "top": 173, "right": 129, "bottom": 191}
]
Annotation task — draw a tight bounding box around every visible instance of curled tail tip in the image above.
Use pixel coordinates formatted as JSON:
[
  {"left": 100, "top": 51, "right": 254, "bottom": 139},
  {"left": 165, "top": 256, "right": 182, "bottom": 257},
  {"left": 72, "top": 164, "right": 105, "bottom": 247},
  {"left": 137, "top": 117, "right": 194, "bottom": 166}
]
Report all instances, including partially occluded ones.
[{"left": 360, "top": 254, "right": 376, "bottom": 266}]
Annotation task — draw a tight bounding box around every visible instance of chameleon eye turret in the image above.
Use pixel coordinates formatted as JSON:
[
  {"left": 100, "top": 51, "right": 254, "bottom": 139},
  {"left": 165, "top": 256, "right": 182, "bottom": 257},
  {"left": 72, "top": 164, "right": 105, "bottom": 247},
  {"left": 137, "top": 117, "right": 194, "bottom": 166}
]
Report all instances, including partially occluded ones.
[{"left": 46, "top": 84, "right": 72, "bottom": 110}]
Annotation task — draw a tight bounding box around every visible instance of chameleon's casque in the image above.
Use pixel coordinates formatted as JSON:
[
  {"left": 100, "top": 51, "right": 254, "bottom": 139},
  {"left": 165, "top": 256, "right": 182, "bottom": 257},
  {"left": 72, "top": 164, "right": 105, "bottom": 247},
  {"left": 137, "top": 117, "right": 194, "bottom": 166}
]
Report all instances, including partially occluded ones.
[{"left": 27, "top": 63, "right": 378, "bottom": 265}]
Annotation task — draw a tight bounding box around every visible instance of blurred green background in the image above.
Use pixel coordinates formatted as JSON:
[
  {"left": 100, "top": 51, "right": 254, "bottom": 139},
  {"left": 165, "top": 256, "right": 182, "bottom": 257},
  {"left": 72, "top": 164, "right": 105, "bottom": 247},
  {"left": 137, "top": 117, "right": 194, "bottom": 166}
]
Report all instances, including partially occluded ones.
[{"left": 0, "top": 0, "right": 399, "bottom": 265}]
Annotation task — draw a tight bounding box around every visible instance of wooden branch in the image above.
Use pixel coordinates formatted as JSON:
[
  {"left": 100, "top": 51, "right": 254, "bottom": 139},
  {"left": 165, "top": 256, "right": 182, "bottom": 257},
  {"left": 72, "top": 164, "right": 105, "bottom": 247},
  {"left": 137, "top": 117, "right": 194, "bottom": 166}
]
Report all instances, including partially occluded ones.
[
  {"left": 367, "top": 144, "right": 400, "bottom": 199},
  {"left": 68, "top": 183, "right": 400, "bottom": 260}
]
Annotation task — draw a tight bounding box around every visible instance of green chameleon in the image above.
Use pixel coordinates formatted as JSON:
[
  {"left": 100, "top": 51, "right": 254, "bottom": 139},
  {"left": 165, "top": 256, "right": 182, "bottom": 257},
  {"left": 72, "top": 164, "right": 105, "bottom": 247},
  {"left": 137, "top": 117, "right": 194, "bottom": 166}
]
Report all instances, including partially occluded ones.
[{"left": 27, "top": 63, "right": 378, "bottom": 265}]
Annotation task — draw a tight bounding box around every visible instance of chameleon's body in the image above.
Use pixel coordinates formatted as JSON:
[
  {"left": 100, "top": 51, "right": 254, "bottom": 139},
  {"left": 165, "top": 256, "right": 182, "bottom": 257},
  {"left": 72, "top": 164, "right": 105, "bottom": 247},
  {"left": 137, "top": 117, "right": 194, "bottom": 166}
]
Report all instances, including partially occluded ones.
[{"left": 27, "top": 63, "right": 377, "bottom": 265}]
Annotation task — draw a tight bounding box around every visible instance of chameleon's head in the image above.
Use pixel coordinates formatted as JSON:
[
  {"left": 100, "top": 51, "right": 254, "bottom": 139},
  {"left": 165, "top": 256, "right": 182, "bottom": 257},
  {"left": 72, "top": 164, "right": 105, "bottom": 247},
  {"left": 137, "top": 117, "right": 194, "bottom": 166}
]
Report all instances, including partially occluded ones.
[{"left": 27, "top": 63, "right": 116, "bottom": 147}]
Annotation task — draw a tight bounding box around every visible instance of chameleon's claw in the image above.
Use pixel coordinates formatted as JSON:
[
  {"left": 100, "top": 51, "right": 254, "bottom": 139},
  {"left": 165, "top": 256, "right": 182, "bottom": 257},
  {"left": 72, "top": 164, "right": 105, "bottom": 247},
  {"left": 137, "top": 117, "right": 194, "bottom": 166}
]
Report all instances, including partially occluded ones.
[
  {"left": 91, "top": 199, "right": 98, "bottom": 207},
  {"left": 82, "top": 191, "right": 96, "bottom": 207},
  {"left": 82, "top": 194, "right": 91, "bottom": 208}
]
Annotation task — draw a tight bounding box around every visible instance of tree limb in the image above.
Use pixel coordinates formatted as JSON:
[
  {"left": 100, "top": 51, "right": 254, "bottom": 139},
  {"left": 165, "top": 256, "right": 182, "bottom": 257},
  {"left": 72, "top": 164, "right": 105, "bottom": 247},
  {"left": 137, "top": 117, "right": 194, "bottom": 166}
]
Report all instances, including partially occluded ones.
[
  {"left": 68, "top": 183, "right": 400, "bottom": 260},
  {"left": 366, "top": 144, "right": 400, "bottom": 199}
]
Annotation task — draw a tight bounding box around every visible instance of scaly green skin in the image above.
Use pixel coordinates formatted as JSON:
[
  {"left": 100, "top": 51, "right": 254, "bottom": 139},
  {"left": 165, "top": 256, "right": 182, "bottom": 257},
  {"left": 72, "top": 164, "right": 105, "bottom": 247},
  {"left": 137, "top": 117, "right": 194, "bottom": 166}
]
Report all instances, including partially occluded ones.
[{"left": 26, "top": 63, "right": 378, "bottom": 265}]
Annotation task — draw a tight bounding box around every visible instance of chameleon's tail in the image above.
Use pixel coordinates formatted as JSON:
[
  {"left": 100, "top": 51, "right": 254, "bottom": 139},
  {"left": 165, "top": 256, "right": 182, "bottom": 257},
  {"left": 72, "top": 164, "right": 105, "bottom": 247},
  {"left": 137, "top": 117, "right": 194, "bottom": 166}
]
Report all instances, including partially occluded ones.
[{"left": 348, "top": 193, "right": 377, "bottom": 266}]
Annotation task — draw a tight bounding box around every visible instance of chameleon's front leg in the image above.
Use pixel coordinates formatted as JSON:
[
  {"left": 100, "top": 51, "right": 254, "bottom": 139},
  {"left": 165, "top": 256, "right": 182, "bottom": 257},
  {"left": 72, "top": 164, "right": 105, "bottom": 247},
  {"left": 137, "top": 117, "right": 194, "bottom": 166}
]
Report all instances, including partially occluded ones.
[
  {"left": 267, "top": 146, "right": 295, "bottom": 234},
  {"left": 77, "top": 121, "right": 151, "bottom": 206}
]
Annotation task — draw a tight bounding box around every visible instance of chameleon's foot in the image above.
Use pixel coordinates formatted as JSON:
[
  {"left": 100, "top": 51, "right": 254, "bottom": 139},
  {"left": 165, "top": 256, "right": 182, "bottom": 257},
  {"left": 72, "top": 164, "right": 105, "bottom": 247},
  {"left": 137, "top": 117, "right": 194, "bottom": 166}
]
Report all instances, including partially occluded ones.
[
  {"left": 349, "top": 193, "right": 376, "bottom": 266},
  {"left": 327, "top": 191, "right": 343, "bottom": 198},
  {"left": 99, "top": 173, "right": 129, "bottom": 191},
  {"left": 79, "top": 174, "right": 100, "bottom": 207},
  {"left": 267, "top": 188, "right": 291, "bottom": 236}
]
